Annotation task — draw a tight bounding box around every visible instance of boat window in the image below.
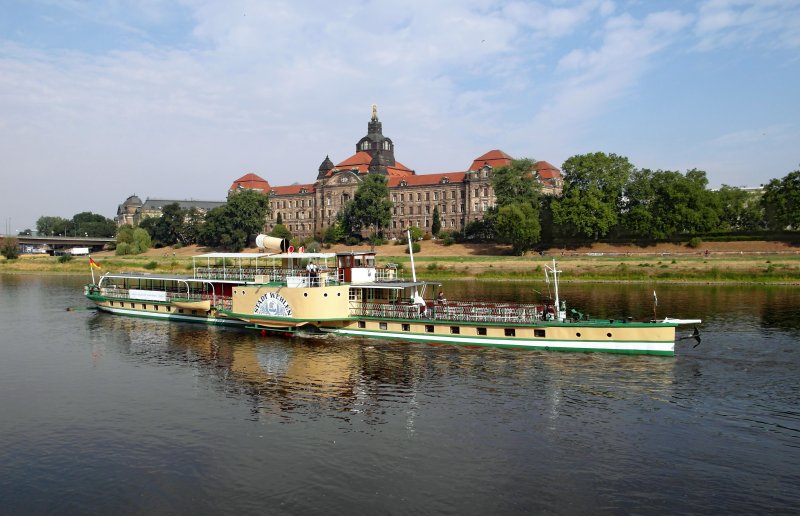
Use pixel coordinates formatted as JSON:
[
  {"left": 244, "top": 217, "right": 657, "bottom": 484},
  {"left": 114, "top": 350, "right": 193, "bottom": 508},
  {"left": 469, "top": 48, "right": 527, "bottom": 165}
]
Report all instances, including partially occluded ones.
[
  {"left": 154, "top": 306, "right": 159, "bottom": 311},
  {"left": 576, "top": 332, "right": 582, "bottom": 337},
  {"left": 192, "top": 310, "right": 197, "bottom": 315},
  {"left": 142, "top": 304, "right": 146, "bottom": 310},
  {"left": 167, "top": 306, "right": 171, "bottom": 312},
  {"left": 425, "top": 325, "right": 434, "bottom": 333},
  {"left": 607, "top": 333, "right": 612, "bottom": 338},
  {"left": 534, "top": 329, "right": 546, "bottom": 338},
  {"left": 379, "top": 322, "right": 387, "bottom": 330},
  {"left": 477, "top": 327, "right": 487, "bottom": 336},
  {"left": 402, "top": 324, "right": 410, "bottom": 332},
  {"left": 450, "top": 326, "right": 460, "bottom": 334},
  {"left": 358, "top": 321, "right": 366, "bottom": 328},
  {"left": 504, "top": 328, "right": 515, "bottom": 337}
]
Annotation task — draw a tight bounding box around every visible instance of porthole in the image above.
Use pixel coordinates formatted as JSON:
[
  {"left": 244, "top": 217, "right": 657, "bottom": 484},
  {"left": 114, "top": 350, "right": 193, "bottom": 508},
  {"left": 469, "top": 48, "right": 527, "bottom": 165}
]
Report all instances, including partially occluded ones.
[
  {"left": 337, "top": 292, "right": 341, "bottom": 296},
  {"left": 304, "top": 293, "right": 308, "bottom": 297},
  {"left": 607, "top": 332, "right": 612, "bottom": 338},
  {"left": 324, "top": 293, "right": 328, "bottom": 297},
  {"left": 576, "top": 332, "right": 582, "bottom": 337}
]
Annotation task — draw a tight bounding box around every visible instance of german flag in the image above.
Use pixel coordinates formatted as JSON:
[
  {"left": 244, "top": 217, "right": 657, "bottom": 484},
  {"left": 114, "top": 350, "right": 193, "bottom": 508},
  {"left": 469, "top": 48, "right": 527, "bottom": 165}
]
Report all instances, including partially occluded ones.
[{"left": 89, "top": 257, "right": 101, "bottom": 269}]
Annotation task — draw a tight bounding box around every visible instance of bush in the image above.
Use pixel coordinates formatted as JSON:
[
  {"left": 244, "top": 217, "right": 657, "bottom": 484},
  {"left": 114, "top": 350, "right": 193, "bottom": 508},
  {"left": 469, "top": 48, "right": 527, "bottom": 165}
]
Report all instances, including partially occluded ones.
[
  {"left": 405, "top": 242, "right": 421, "bottom": 254},
  {"left": 345, "top": 236, "right": 361, "bottom": 246},
  {"left": 116, "top": 242, "right": 132, "bottom": 255},
  {"left": 1, "top": 238, "right": 19, "bottom": 260},
  {"left": 58, "top": 254, "right": 73, "bottom": 263},
  {"left": 144, "top": 261, "right": 158, "bottom": 270},
  {"left": 687, "top": 237, "right": 703, "bottom": 248}
]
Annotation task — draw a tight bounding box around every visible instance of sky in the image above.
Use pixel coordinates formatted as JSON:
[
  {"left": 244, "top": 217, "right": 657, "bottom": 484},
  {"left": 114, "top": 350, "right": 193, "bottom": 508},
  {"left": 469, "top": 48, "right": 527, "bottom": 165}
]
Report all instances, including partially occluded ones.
[{"left": 1, "top": 0, "right": 799, "bottom": 231}]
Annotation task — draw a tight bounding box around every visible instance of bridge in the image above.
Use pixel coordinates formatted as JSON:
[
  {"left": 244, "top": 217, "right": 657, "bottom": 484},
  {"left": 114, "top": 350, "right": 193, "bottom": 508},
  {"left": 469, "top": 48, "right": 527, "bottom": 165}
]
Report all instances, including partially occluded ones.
[{"left": 1, "top": 235, "right": 115, "bottom": 255}]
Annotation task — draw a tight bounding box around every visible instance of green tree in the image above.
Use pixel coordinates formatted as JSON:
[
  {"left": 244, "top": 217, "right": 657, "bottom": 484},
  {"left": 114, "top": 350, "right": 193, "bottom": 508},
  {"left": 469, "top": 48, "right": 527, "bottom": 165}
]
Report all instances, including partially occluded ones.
[
  {"left": 623, "top": 168, "right": 720, "bottom": 239},
  {"left": 198, "top": 190, "right": 270, "bottom": 251},
  {"left": 151, "top": 203, "right": 186, "bottom": 245},
  {"left": 323, "top": 222, "right": 346, "bottom": 243},
  {"left": 714, "top": 185, "right": 764, "bottom": 231},
  {"left": 761, "top": 169, "right": 800, "bottom": 230},
  {"left": 270, "top": 224, "right": 292, "bottom": 240},
  {"left": 551, "top": 152, "right": 633, "bottom": 239},
  {"left": 36, "top": 216, "right": 71, "bottom": 236},
  {"left": 495, "top": 203, "right": 541, "bottom": 254},
  {"left": 490, "top": 158, "right": 542, "bottom": 251},
  {"left": 132, "top": 227, "right": 152, "bottom": 253},
  {"left": 491, "top": 158, "right": 541, "bottom": 208},
  {"left": 431, "top": 206, "right": 441, "bottom": 236},
  {"left": 342, "top": 174, "right": 392, "bottom": 237},
  {"left": 1, "top": 237, "right": 19, "bottom": 259},
  {"left": 71, "top": 212, "right": 116, "bottom": 237}
]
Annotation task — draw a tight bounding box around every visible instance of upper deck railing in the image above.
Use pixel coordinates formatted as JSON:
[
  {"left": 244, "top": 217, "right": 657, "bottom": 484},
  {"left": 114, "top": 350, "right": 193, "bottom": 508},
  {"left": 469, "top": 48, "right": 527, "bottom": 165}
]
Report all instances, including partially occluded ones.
[{"left": 351, "top": 300, "right": 549, "bottom": 324}]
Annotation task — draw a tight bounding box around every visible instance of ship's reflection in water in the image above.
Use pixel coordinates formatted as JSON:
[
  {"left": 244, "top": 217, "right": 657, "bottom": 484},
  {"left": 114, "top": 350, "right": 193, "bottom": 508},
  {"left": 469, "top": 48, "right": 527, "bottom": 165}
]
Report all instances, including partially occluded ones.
[{"left": 87, "top": 312, "right": 679, "bottom": 434}]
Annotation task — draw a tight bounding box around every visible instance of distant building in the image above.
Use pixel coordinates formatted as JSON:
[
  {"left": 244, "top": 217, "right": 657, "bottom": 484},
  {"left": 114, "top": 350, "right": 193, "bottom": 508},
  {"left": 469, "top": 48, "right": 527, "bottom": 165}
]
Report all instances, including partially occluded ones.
[
  {"left": 116, "top": 196, "right": 224, "bottom": 226},
  {"left": 232, "top": 106, "right": 562, "bottom": 239}
]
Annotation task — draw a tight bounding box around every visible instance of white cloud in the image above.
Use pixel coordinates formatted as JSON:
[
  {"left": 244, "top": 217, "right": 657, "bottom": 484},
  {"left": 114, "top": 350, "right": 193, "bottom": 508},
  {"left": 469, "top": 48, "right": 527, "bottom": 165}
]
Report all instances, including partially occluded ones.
[{"left": 694, "top": 0, "right": 800, "bottom": 51}]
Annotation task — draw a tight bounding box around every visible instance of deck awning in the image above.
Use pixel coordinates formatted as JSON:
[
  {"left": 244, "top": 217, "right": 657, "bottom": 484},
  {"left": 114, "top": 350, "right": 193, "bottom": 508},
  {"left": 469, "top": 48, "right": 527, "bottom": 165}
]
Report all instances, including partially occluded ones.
[{"left": 352, "top": 281, "right": 440, "bottom": 290}]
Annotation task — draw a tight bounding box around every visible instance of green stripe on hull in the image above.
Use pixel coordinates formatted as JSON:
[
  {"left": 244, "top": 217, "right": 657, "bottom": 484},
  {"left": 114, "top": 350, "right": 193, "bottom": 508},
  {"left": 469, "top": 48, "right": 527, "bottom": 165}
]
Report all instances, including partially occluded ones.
[
  {"left": 322, "top": 328, "right": 675, "bottom": 356},
  {"left": 95, "top": 304, "right": 249, "bottom": 327}
]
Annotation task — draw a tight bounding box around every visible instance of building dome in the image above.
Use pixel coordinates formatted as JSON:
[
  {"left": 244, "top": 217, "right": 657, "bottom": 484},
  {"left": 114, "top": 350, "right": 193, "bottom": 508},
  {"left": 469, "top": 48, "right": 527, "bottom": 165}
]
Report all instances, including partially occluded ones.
[
  {"left": 123, "top": 195, "right": 143, "bottom": 207},
  {"left": 317, "top": 155, "right": 335, "bottom": 179}
]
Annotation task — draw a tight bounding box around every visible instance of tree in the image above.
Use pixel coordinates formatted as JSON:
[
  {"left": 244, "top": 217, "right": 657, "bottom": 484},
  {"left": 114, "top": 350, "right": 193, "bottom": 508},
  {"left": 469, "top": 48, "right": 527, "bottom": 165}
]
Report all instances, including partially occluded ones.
[
  {"left": 551, "top": 152, "right": 633, "bottom": 239},
  {"left": 342, "top": 174, "right": 392, "bottom": 237},
  {"left": 623, "top": 168, "right": 720, "bottom": 239},
  {"left": 491, "top": 158, "right": 542, "bottom": 208},
  {"left": 150, "top": 203, "right": 187, "bottom": 246},
  {"left": 323, "top": 222, "right": 346, "bottom": 244},
  {"left": 714, "top": 185, "right": 764, "bottom": 231},
  {"left": 71, "top": 212, "right": 116, "bottom": 237},
  {"left": 115, "top": 225, "right": 151, "bottom": 254},
  {"left": 431, "top": 206, "right": 441, "bottom": 236},
  {"left": 36, "top": 216, "right": 71, "bottom": 236},
  {"left": 495, "top": 203, "right": 540, "bottom": 254},
  {"left": 490, "top": 158, "right": 543, "bottom": 251},
  {"left": 762, "top": 169, "right": 800, "bottom": 230},
  {"left": 270, "top": 224, "right": 292, "bottom": 240},
  {"left": 198, "top": 190, "right": 271, "bottom": 251},
  {"left": 1, "top": 237, "right": 19, "bottom": 259}
]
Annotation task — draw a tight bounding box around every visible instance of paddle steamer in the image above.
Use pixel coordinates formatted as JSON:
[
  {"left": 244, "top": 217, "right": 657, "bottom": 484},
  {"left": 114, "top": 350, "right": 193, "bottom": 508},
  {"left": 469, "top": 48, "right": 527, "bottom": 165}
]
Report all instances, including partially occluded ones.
[{"left": 85, "top": 236, "right": 701, "bottom": 355}]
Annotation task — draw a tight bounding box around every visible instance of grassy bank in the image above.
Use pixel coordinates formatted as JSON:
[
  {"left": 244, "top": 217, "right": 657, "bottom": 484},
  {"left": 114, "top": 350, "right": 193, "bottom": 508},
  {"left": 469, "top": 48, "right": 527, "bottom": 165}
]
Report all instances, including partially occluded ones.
[{"left": 3, "top": 251, "right": 799, "bottom": 284}]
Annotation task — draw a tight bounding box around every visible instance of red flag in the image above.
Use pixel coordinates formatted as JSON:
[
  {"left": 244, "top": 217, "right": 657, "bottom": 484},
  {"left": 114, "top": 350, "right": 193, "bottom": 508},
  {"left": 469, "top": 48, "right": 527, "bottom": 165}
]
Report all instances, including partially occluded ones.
[{"left": 89, "top": 257, "right": 101, "bottom": 269}]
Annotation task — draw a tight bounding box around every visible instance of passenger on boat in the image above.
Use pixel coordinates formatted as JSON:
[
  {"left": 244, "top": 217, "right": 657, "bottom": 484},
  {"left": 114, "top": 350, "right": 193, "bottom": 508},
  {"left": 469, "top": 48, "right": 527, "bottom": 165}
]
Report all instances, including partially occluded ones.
[
  {"left": 413, "top": 291, "right": 427, "bottom": 317},
  {"left": 306, "top": 261, "right": 318, "bottom": 286},
  {"left": 436, "top": 291, "right": 446, "bottom": 305}
]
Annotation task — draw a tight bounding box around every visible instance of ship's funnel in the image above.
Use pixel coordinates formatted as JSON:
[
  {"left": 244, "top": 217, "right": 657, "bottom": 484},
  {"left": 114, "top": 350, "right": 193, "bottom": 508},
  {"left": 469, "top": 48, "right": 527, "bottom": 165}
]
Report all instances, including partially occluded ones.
[{"left": 256, "top": 234, "right": 290, "bottom": 252}]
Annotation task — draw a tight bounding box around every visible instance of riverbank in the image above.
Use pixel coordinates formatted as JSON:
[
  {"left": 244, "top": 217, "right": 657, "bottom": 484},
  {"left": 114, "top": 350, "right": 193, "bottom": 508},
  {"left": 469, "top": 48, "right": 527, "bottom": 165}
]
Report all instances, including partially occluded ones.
[{"left": 2, "top": 240, "right": 798, "bottom": 283}]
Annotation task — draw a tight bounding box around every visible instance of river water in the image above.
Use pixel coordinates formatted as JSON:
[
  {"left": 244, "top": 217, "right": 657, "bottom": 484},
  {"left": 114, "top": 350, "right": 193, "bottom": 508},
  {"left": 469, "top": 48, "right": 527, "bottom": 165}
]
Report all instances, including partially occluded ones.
[{"left": 0, "top": 274, "right": 798, "bottom": 514}]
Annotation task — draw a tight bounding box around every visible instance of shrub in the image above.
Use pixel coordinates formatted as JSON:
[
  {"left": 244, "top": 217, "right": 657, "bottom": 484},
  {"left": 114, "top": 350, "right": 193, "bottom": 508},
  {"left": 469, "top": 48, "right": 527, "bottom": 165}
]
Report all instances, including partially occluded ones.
[
  {"left": 1, "top": 238, "right": 19, "bottom": 260},
  {"left": 144, "top": 261, "right": 158, "bottom": 270},
  {"left": 405, "top": 242, "right": 421, "bottom": 254},
  {"left": 687, "top": 237, "right": 703, "bottom": 248},
  {"left": 58, "top": 254, "right": 73, "bottom": 263},
  {"left": 116, "top": 242, "right": 132, "bottom": 255},
  {"left": 345, "top": 236, "right": 361, "bottom": 246}
]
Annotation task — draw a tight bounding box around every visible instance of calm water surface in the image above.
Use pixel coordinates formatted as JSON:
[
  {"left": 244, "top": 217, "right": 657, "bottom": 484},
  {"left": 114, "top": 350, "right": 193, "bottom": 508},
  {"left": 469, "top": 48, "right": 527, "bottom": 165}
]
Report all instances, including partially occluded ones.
[{"left": 0, "top": 274, "right": 798, "bottom": 514}]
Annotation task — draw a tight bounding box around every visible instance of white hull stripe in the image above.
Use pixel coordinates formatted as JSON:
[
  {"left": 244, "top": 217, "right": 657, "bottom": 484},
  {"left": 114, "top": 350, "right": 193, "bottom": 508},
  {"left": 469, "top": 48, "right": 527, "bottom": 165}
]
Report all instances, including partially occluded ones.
[
  {"left": 96, "top": 305, "right": 249, "bottom": 326},
  {"left": 322, "top": 328, "right": 674, "bottom": 353}
]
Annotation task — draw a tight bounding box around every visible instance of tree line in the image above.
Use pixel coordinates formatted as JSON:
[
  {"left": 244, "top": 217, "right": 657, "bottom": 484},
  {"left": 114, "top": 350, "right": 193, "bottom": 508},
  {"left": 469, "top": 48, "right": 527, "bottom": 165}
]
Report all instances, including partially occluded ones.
[
  {"left": 467, "top": 153, "right": 799, "bottom": 254},
  {"left": 21, "top": 154, "right": 797, "bottom": 257}
]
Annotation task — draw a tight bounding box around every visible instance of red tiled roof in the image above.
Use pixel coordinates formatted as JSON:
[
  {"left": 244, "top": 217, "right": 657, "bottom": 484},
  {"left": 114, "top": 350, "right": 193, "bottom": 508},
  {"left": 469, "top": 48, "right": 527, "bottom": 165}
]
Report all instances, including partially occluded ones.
[
  {"left": 388, "top": 172, "right": 466, "bottom": 187},
  {"left": 330, "top": 151, "right": 414, "bottom": 177},
  {"left": 230, "top": 172, "right": 270, "bottom": 192},
  {"left": 468, "top": 149, "right": 513, "bottom": 171},
  {"left": 535, "top": 160, "right": 561, "bottom": 179},
  {"left": 270, "top": 183, "right": 316, "bottom": 195}
]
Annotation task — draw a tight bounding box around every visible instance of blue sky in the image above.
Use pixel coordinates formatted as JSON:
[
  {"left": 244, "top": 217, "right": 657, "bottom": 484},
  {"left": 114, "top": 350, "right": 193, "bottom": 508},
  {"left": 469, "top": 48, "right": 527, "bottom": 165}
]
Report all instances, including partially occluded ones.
[{"left": 1, "top": 0, "right": 798, "bottom": 230}]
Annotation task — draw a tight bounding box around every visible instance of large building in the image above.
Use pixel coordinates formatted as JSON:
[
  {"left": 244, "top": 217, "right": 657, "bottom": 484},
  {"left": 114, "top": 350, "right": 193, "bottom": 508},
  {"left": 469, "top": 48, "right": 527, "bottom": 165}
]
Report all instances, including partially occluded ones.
[
  {"left": 116, "top": 196, "right": 224, "bottom": 227},
  {"left": 232, "top": 107, "right": 562, "bottom": 239}
]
